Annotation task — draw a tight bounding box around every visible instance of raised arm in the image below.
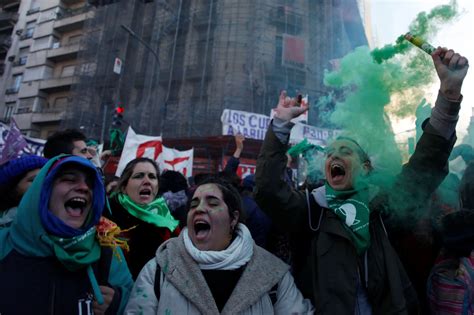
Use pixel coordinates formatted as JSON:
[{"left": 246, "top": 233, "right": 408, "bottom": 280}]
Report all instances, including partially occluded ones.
[
  {"left": 223, "top": 134, "right": 245, "bottom": 174},
  {"left": 255, "top": 91, "right": 310, "bottom": 232},
  {"left": 388, "top": 48, "right": 469, "bottom": 221}
]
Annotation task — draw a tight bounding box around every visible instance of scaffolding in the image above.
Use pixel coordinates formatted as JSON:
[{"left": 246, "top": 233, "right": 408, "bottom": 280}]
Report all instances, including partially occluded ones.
[{"left": 63, "top": 0, "right": 367, "bottom": 140}]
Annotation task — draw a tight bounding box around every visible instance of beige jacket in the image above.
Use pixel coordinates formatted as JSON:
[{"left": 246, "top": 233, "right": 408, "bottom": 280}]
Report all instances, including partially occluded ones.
[{"left": 125, "top": 232, "right": 313, "bottom": 314}]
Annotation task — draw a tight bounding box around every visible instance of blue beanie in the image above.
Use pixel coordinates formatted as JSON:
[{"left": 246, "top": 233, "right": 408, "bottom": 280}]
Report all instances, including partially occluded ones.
[{"left": 0, "top": 155, "right": 48, "bottom": 187}]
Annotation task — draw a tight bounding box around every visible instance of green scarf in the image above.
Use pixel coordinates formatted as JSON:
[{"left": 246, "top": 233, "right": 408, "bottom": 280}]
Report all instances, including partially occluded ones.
[
  {"left": 117, "top": 193, "right": 179, "bottom": 232},
  {"left": 48, "top": 227, "right": 101, "bottom": 271},
  {"left": 325, "top": 183, "right": 371, "bottom": 255}
]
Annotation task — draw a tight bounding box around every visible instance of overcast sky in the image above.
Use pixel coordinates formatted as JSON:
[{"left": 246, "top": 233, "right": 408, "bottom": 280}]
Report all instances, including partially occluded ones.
[{"left": 371, "top": 0, "right": 473, "bottom": 140}]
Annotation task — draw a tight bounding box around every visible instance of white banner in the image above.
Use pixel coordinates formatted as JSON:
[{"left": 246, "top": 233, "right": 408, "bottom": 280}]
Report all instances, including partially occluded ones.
[
  {"left": 221, "top": 109, "right": 271, "bottom": 141},
  {"left": 115, "top": 127, "right": 193, "bottom": 177},
  {"left": 290, "top": 122, "right": 341, "bottom": 146},
  {"left": 220, "top": 108, "right": 338, "bottom": 147}
]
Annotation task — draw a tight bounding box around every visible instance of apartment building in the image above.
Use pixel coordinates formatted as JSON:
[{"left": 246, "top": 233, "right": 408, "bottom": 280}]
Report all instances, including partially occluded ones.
[
  {"left": 0, "top": 0, "right": 91, "bottom": 139},
  {"left": 1, "top": 0, "right": 368, "bottom": 141},
  {"left": 62, "top": 0, "right": 368, "bottom": 140}
]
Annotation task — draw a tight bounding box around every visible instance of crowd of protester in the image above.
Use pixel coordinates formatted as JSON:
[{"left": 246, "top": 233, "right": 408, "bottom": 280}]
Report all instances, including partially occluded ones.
[{"left": 0, "top": 47, "right": 471, "bottom": 314}]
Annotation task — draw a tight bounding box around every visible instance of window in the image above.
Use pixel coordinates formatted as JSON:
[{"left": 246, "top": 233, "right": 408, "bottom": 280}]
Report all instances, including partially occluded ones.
[
  {"left": 54, "top": 97, "right": 68, "bottom": 109},
  {"left": 13, "top": 74, "right": 23, "bottom": 90},
  {"left": 6, "top": 74, "right": 22, "bottom": 94},
  {"left": 17, "top": 47, "right": 29, "bottom": 65},
  {"left": 68, "top": 35, "right": 82, "bottom": 45},
  {"left": 22, "top": 21, "right": 35, "bottom": 39},
  {"left": 18, "top": 98, "right": 34, "bottom": 114},
  {"left": 4, "top": 102, "right": 15, "bottom": 120},
  {"left": 61, "top": 65, "right": 75, "bottom": 77},
  {"left": 30, "top": 0, "right": 40, "bottom": 10}
]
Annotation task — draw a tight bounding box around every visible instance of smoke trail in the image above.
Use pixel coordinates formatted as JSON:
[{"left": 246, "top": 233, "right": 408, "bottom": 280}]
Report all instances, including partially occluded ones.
[{"left": 371, "top": 1, "right": 458, "bottom": 64}]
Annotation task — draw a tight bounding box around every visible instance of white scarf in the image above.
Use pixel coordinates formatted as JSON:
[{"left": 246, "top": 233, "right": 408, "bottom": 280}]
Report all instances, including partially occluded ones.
[{"left": 183, "top": 223, "right": 254, "bottom": 270}]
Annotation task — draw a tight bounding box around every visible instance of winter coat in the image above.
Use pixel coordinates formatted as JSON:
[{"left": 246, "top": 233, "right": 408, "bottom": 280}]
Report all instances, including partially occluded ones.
[
  {"left": 0, "top": 156, "right": 133, "bottom": 315},
  {"left": 255, "top": 105, "right": 456, "bottom": 314},
  {"left": 105, "top": 195, "right": 180, "bottom": 279},
  {"left": 125, "top": 232, "right": 314, "bottom": 314}
]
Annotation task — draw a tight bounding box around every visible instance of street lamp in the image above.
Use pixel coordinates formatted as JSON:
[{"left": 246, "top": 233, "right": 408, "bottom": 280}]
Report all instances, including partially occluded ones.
[
  {"left": 120, "top": 24, "right": 160, "bottom": 67},
  {"left": 120, "top": 24, "right": 161, "bottom": 134}
]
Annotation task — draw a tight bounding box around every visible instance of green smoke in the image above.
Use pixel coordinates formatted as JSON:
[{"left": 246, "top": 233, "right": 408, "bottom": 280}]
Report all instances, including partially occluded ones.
[
  {"left": 313, "top": 2, "right": 459, "bottom": 205},
  {"left": 371, "top": 1, "right": 458, "bottom": 64},
  {"left": 324, "top": 46, "right": 403, "bottom": 185}
]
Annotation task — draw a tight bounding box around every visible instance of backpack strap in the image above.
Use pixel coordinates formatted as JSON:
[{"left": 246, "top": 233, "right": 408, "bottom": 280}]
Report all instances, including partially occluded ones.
[
  {"left": 269, "top": 283, "right": 278, "bottom": 305},
  {"left": 153, "top": 263, "right": 162, "bottom": 301}
]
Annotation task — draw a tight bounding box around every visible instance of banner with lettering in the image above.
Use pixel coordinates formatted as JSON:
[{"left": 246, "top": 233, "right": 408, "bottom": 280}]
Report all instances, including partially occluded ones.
[
  {"left": 221, "top": 109, "right": 271, "bottom": 141},
  {"left": 289, "top": 122, "right": 341, "bottom": 146}
]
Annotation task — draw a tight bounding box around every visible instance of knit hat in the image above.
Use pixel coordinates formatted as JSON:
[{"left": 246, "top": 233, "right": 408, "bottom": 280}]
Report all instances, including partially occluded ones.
[{"left": 0, "top": 155, "right": 48, "bottom": 187}]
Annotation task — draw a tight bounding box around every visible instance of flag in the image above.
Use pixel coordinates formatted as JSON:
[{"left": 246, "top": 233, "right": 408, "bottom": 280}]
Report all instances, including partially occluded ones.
[
  {"left": 0, "top": 118, "right": 28, "bottom": 165},
  {"left": 115, "top": 127, "right": 193, "bottom": 177},
  {"left": 160, "top": 147, "right": 194, "bottom": 177}
]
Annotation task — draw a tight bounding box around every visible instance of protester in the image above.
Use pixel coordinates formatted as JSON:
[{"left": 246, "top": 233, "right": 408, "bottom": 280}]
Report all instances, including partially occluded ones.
[
  {"left": 106, "top": 157, "right": 180, "bottom": 279},
  {"left": 241, "top": 174, "right": 272, "bottom": 248},
  {"left": 125, "top": 177, "right": 313, "bottom": 314},
  {"left": 159, "top": 170, "right": 189, "bottom": 227},
  {"left": 255, "top": 47, "right": 469, "bottom": 314},
  {"left": 43, "top": 129, "right": 93, "bottom": 160},
  {"left": 0, "top": 155, "right": 48, "bottom": 228},
  {"left": 427, "top": 160, "right": 474, "bottom": 314},
  {"left": 0, "top": 155, "right": 133, "bottom": 314}
]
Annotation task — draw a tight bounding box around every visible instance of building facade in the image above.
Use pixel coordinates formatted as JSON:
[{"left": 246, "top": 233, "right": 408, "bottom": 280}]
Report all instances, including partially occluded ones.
[
  {"left": 1, "top": 0, "right": 368, "bottom": 140},
  {"left": 0, "top": 0, "right": 91, "bottom": 139}
]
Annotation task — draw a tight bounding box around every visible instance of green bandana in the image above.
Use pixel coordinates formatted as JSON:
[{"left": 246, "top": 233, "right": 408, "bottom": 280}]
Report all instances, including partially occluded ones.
[
  {"left": 48, "top": 227, "right": 101, "bottom": 271},
  {"left": 117, "top": 193, "right": 179, "bottom": 232},
  {"left": 325, "top": 183, "right": 371, "bottom": 255}
]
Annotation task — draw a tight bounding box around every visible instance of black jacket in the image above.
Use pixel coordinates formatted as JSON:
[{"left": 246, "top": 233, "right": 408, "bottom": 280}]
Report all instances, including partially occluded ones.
[{"left": 0, "top": 248, "right": 120, "bottom": 315}]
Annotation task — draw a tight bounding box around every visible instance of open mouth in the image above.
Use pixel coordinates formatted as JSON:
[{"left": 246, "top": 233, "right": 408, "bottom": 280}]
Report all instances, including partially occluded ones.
[
  {"left": 64, "top": 197, "right": 88, "bottom": 217},
  {"left": 194, "top": 220, "right": 211, "bottom": 240},
  {"left": 330, "top": 163, "right": 346, "bottom": 181},
  {"left": 139, "top": 188, "right": 152, "bottom": 198}
]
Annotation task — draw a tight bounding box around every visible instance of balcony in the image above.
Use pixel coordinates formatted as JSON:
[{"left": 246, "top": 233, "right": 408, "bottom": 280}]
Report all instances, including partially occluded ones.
[
  {"left": 61, "top": 0, "right": 86, "bottom": 5},
  {"left": 47, "top": 43, "right": 81, "bottom": 61},
  {"left": 32, "top": 109, "right": 65, "bottom": 124},
  {"left": 12, "top": 58, "right": 27, "bottom": 67},
  {"left": 0, "top": 11, "right": 18, "bottom": 31},
  {"left": 5, "top": 87, "right": 19, "bottom": 94},
  {"left": 0, "top": 34, "right": 11, "bottom": 52},
  {"left": 1, "top": 0, "right": 20, "bottom": 11},
  {"left": 39, "top": 76, "right": 77, "bottom": 92},
  {"left": 54, "top": 6, "right": 93, "bottom": 32}
]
